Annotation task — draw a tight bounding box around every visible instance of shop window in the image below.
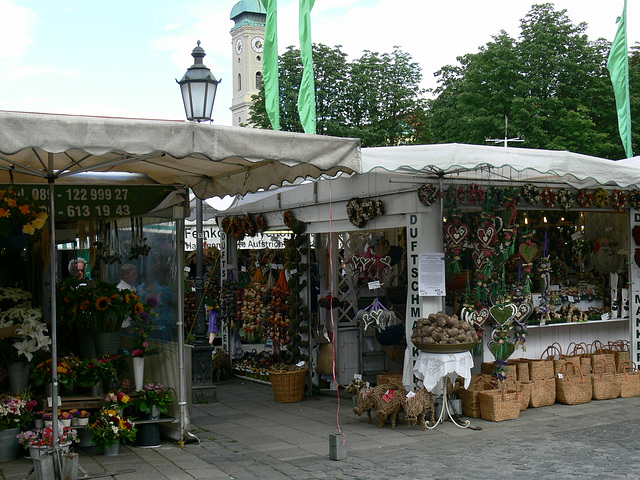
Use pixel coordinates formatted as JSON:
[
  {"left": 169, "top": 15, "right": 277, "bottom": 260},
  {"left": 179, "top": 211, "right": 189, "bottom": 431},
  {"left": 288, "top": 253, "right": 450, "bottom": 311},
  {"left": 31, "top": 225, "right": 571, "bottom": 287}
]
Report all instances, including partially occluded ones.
[
  {"left": 256, "top": 72, "right": 263, "bottom": 89},
  {"left": 237, "top": 73, "right": 242, "bottom": 91}
]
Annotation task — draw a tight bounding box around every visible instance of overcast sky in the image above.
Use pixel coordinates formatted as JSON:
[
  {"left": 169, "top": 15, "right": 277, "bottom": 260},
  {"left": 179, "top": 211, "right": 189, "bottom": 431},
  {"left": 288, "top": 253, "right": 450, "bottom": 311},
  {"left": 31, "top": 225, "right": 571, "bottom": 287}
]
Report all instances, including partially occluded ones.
[{"left": 1, "top": 0, "right": 637, "bottom": 126}]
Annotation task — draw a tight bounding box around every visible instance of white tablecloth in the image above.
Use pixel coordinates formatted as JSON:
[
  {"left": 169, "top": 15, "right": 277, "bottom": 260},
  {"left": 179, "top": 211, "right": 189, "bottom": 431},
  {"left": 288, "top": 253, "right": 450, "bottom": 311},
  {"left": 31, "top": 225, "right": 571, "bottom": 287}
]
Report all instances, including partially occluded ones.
[{"left": 412, "top": 351, "right": 474, "bottom": 392}]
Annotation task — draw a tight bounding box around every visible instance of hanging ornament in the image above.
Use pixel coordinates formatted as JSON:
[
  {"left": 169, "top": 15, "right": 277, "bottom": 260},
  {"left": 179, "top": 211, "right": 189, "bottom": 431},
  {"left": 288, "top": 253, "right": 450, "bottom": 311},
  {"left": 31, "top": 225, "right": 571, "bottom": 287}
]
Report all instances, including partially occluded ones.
[
  {"left": 417, "top": 184, "right": 441, "bottom": 206},
  {"left": 444, "top": 212, "right": 469, "bottom": 273},
  {"left": 518, "top": 231, "right": 538, "bottom": 274},
  {"left": 521, "top": 184, "right": 540, "bottom": 205},
  {"left": 557, "top": 189, "right": 575, "bottom": 211},
  {"left": 611, "top": 190, "right": 627, "bottom": 211},
  {"left": 540, "top": 188, "right": 557, "bottom": 208},
  {"left": 576, "top": 189, "right": 595, "bottom": 208},
  {"left": 466, "top": 184, "right": 486, "bottom": 205}
]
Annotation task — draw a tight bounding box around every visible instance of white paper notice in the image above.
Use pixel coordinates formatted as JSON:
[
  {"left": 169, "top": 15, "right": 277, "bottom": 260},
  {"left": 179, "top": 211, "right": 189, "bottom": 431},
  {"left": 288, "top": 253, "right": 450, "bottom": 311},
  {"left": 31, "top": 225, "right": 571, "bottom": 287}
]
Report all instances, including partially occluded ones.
[{"left": 418, "top": 253, "right": 446, "bottom": 296}]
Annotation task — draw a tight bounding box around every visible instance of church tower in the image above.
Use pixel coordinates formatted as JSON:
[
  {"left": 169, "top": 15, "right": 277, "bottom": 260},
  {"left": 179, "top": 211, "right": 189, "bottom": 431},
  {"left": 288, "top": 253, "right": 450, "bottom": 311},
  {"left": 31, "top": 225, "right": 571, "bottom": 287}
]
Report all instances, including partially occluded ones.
[{"left": 230, "top": 0, "right": 266, "bottom": 127}]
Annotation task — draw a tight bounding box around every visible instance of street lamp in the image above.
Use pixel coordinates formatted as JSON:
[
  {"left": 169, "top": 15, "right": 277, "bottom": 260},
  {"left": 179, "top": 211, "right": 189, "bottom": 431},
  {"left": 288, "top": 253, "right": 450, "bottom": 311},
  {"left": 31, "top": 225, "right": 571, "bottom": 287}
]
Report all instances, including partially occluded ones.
[
  {"left": 178, "top": 41, "right": 219, "bottom": 403},
  {"left": 177, "top": 40, "right": 221, "bottom": 122}
]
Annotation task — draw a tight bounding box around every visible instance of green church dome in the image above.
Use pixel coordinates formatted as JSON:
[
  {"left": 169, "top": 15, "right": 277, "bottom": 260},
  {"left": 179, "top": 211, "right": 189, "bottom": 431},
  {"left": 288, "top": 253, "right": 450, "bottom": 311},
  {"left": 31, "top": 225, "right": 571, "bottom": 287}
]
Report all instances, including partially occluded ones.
[{"left": 230, "top": 0, "right": 265, "bottom": 21}]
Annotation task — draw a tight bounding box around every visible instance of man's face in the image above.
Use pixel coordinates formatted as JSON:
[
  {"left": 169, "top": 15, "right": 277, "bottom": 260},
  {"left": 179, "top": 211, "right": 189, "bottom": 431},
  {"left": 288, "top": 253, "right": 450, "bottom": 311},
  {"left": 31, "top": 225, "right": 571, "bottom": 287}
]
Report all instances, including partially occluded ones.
[
  {"left": 75, "top": 264, "right": 86, "bottom": 279},
  {"left": 125, "top": 269, "right": 138, "bottom": 284}
]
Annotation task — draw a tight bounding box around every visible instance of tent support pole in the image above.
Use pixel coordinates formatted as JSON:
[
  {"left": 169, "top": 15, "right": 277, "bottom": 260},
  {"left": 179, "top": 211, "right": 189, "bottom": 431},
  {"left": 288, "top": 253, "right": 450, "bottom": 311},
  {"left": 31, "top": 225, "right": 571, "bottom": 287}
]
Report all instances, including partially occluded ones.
[{"left": 176, "top": 217, "right": 188, "bottom": 444}]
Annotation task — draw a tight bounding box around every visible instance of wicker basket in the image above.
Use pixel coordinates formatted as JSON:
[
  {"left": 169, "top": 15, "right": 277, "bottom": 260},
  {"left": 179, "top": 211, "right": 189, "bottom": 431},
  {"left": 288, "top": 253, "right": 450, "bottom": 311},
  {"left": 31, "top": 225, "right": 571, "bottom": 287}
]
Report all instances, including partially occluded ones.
[
  {"left": 608, "top": 340, "right": 631, "bottom": 371},
  {"left": 591, "top": 358, "right": 622, "bottom": 400},
  {"left": 269, "top": 366, "right": 308, "bottom": 403},
  {"left": 526, "top": 378, "right": 556, "bottom": 407},
  {"left": 478, "top": 379, "right": 521, "bottom": 422},
  {"left": 555, "top": 362, "right": 592, "bottom": 405},
  {"left": 459, "top": 374, "right": 495, "bottom": 418},
  {"left": 618, "top": 361, "right": 640, "bottom": 398},
  {"left": 527, "top": 358, "right": 554, "bottom": 380},
  {"left": 516, "top": 381, "right": 531, "bottom": 411}
]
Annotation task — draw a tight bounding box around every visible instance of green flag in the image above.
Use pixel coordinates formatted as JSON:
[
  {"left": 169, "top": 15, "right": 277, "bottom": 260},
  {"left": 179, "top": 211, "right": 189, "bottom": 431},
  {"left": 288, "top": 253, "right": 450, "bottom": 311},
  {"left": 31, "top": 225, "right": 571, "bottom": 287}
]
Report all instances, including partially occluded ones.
[
  {"left": 262, "top": 0, "right": 280, "bottom": 131},
  {"left": 607, "top": 0, "right": 633, "bottom": 158},
  {"left": 298, "top": 0, "right": 317, "bottom": 134}
]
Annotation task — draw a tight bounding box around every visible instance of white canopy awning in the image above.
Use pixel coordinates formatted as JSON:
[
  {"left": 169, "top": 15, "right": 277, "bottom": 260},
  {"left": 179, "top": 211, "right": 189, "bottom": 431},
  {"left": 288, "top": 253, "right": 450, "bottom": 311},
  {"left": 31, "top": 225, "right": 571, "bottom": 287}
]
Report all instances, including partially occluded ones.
[
  {"left": 362, "top": 143, "right": 640, "bottom": 189},
  {"left": 0, "top": 111, "right": 361, "bottom": 198}
]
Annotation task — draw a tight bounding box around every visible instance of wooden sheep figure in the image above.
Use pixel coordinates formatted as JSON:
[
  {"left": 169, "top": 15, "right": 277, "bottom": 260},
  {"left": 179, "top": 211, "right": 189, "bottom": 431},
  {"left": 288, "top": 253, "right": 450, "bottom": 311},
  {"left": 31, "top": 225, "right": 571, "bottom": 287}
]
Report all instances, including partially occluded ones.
[
  {"left": 404, "top": 388, "right": 435, "bottom": 430},
  {"left": 353, "top": 384, "right": 387, "bottom": 424},
  {"left": 374, "top": 385, "right": 408, "bottom": 429}
]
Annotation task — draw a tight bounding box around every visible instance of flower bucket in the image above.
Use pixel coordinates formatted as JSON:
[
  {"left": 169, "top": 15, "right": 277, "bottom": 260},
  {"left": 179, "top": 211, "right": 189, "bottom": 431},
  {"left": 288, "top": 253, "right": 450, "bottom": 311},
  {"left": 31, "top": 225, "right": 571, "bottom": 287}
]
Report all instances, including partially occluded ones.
[
  {"left": 133, "top": 357, "right": 144, "bottom": 391},
  {"left": 135, "top": 423, "right": 160, "bottom": 448},
  {"left": 102, "top": 442, "right": 120, "bottom": 456},
  {"left": 0, "top": 427, "right": 20, "bottom": 462},
  {"left": 95, "top": 331, "right": 121, "bottom": 356},
  {"left": 7, "top": 361, "right": 30, "bottom": 395}
]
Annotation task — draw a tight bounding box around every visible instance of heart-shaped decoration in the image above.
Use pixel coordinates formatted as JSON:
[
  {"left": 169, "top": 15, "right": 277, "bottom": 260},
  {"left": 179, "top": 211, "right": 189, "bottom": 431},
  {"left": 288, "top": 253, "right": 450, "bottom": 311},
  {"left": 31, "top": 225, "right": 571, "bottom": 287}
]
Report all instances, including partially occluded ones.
[
  {"left": 472, "top": 248, "right": 488, "bottom": 269},
  {"left": 519, "top": 242, "right": 539, "bottom": 264},
  {"left": 475, "top": 307, "right": 490, "bottom": 327},
  {"left": 490, "top": 304, "right": 517, "bottom": 327},
  {"left": 477, "top": 224, "right": 497, "bottom": 248},
  {"left": 513, "top": 302, "right": 533, "bottom": 325},
  {"left": 445, "top": 223, "right": 470, "bottom": 247},
  {"left": 460, "top": 307, "right": 476, "bottom": 325},
  {"left": 488, "top": 340, "right": 516, "bottom": 361}
]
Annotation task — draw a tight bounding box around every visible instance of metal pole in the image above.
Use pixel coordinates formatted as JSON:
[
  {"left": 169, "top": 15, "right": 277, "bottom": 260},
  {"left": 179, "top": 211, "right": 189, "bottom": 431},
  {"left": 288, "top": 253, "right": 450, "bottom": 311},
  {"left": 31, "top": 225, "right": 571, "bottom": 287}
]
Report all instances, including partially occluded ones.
[
  {"left": 194, "top": 197, "right": 207, "bottom": 345},
  {"left": 176, "top": 216, "right": 188, "bottom": 442}
]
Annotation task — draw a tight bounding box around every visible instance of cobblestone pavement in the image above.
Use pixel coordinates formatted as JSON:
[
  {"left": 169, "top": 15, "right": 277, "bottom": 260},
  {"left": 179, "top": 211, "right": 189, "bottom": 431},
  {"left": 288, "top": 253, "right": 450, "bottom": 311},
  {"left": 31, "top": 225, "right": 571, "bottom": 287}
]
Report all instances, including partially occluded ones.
[{"left": 3, "top": 380, "right": 640, "bottom": 479}]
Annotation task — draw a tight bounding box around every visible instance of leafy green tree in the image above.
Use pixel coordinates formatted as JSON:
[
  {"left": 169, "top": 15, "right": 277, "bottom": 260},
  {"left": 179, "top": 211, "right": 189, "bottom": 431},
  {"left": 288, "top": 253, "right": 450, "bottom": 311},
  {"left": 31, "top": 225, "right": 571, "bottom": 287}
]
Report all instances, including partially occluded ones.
[
  {"left": 426, "top": 3, "right": 633, "bottom": 159},
  {"left": 248, "top": 44, "right": 427, "bottom": 147}
]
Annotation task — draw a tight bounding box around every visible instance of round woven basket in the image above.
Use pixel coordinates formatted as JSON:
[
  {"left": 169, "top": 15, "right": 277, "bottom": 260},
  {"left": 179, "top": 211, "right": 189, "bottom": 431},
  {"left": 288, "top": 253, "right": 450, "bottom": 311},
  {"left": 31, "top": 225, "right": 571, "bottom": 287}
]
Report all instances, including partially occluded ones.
[{"left": 269, "top": 367, "right": 308, "bottom": 403}]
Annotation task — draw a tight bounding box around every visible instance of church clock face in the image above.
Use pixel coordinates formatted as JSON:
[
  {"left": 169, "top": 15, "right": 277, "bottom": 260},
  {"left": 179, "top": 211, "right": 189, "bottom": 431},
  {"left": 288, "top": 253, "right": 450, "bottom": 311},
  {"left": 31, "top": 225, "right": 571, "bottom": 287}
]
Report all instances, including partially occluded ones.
[
  {"left": 251, "top": 36, "right": 264, "bottom": 53},
  {"left": 235, "top": 38, "right": 243, "bottom": 55}
]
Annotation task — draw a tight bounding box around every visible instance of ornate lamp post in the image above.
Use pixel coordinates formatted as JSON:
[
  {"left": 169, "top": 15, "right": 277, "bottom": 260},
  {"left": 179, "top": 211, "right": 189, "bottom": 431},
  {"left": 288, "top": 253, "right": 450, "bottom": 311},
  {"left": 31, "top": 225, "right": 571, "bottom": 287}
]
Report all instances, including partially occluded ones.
[{"left": 177, "top": 41, "right": 220, "bottom": 403}]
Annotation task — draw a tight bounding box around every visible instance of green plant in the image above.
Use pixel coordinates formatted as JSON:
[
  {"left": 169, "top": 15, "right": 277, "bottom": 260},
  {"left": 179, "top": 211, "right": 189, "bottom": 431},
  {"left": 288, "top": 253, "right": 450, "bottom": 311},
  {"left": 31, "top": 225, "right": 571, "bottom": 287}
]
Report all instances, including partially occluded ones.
[
  {"left": 135, "top": 383, "right": 174, "bottom": 415},
  {"left": 89, "top": 407, "right": 136, "bottom": 448},
  {"left": 76, "top": 354, "right": 128, "bottom": 387}
]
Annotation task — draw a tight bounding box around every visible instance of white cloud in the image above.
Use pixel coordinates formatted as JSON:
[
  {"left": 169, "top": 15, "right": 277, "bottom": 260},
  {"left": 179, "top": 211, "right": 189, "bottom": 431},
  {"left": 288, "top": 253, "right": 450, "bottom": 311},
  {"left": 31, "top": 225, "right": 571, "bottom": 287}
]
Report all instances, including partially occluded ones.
[
  {"left": 0, "top": 0, "right": 37, "bottom": 61},
  {"left": 0, "top": 65, "right": 79, "bottom": 81}
]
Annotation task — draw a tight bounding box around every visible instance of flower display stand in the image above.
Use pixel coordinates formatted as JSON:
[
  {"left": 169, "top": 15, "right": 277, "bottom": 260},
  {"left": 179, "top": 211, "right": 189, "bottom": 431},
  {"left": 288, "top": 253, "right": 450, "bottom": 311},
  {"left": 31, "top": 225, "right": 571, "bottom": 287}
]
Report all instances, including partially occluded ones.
[{"left": 0, "top": 427, "right": 20, "bottom": 462}]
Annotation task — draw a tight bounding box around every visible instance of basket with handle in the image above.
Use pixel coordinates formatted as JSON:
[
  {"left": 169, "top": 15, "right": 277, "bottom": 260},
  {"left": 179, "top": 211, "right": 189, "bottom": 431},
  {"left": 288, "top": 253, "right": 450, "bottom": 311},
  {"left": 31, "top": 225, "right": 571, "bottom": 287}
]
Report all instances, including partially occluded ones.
[
  {"left": 608, "top": 340, "right": 631, "bottom": 371},
  {"left": 478, "top": 378, "right": 521, "bottom": 422},
  {"left": 526, "top": 377, "right": 556, "bottom": 407},
  {"left": 589, "top": 340, "right": 616, "bottom": 369},
  {"left": 555, "top": 362, "right": 592, "bottom": 405},
  {"left": 618, "top": 361, "right": 640, "bottom": 398},
  {"left": 269, "top": 365, "right": 308, "bottom": 403},
  {"left": 458, "top": 374, "right": 496, "bottom": 418},
  {"left": 591, "top": 358, "right": 622, "bottom": 400},
  {"left": 567, "top": 342, "right": 593, "bottom": 373}
]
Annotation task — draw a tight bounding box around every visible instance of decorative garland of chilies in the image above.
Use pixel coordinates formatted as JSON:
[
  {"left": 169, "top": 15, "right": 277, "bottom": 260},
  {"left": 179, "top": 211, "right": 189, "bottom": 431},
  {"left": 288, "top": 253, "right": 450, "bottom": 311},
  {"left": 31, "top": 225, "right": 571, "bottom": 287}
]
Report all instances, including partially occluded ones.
[
  {"left": 611, "top": 190, "right": 627, "bottom": 211},
  {"left": 576, "top": 189, "right": 594, "bottom": 208}
]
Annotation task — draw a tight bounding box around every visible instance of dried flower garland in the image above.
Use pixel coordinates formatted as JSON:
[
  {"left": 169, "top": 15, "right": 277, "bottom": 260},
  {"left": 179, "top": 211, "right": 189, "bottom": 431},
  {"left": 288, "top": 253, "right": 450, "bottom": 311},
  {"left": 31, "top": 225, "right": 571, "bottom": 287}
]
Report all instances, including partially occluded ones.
[
  {"left": 576, "top": 189, "right": 594, "bottom": 208},
  {"left": 593, "top": 188, "right": 609, "bottom": 208},
  {"left": 346, "top": 198, "right": 384, "bottom": 228},
  {"left": 540, "top": 187, "right": 557, "bottom": 208},
  {"left": 557, "top": 189, "right": 574, "bottom": 211},
  {"left": 417, "top": 184, "right": 441, "bottom": 206},
  {"left": 611, "top": 190, "right": 627, "bottom": 211},
  {"left": 221, "top": 216, "right": 246, "bottom": 240},
  {"left": 242, "top": 214, "right": 257, "bottom": 237},
  {"left": 628, "top": 190, "right": 640, "bottom": 210},
  {"left": 466, "top": 183, "right": 486, "bottom": 205},
  {"left": 521, "top": 184, "right": 540, "bottom": 205},
  {"left": 283, "top": 210, "right": 306, "bottom": 235}
]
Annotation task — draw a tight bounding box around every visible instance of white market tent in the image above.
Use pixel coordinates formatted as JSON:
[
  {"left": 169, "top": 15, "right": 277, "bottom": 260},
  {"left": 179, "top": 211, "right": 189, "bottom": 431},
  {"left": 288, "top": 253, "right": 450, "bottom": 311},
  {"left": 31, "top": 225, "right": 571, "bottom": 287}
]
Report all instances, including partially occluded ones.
[{"left": 0, "top": 110, "right": 361, "bottom": 444}]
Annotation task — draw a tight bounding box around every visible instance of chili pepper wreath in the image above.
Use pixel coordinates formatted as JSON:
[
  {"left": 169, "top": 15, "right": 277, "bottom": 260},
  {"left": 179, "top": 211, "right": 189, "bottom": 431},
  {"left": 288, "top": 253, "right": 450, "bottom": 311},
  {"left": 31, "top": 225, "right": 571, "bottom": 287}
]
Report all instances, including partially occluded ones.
[
  {"left": 417, "top": 184, "right": 441, "bottom": 206},
  {"left": 346, "top": 197, "right": 384, "bottom": 228},
  {"left": 576, "top": 189, "right": 595, "bottom": 208},
  {"left": 540, "top": 187, "right": 557, "bottom": 208}
]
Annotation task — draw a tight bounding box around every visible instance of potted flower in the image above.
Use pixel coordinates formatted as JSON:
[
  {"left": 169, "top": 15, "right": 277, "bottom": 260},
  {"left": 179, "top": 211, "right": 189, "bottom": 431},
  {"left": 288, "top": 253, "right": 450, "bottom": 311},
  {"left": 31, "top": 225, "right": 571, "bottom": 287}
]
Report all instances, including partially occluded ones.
[
  {"left": 69, "top": 410, "right": 90, "bottom": 427},
  {"left": 0, "top": 288, "right": 51, "bottom": 394},
  {"left": 17, "top": 426, "right": 78, "bottom": 458},
  {"left": 59, "top": 411, "right": 73, "bottom": 427},
  {"left": 77, "top": 353, "right": 128, "bottom": 395},
  {"left": 31, "top": 356, "right": 80, "bottom": 395},
  {"left": 0, "top": 394, "right": 36, "bottom": 462},
  {"left": 136, "top": 383, "right": 174, "bottom": 419},
  {"left": 34, "top": 411, "right": 44, "bottom": 429},
  {"left": 129, "top": 296, "right": 158, "bottom": 389},
  {"left": 104, "top": 391, "right": 131, "bottom": 416},
  {"left": 89, "top": 407, "right": 136, "bottom": 455}
]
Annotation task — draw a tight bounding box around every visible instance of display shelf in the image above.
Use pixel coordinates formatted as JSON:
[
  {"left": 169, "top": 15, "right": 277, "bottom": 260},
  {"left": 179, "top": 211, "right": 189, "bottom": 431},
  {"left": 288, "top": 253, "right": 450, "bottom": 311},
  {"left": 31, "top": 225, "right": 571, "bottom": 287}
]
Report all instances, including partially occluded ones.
[{"left": 527, "top": 317, "right": 628, "bottom": 329}]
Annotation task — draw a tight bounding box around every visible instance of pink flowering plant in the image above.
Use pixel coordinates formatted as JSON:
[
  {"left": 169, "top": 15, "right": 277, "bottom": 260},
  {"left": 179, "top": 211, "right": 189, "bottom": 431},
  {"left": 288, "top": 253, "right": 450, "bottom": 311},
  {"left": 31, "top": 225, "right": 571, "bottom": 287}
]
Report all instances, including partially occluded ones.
[
  {"left": 104, "top": 391, "right": 131, "bottom": 409},
  {"left": 130, "top": 297, "right": 158, "bottom": 357},
  {"left": 135, "top": 383, "right": 174, "bottom": 415},
  {"left": 17, "top": 426, "right": 78, "bottom": 447},
  {"left": 0, "top": 394, "right": 37, "bottom": 430}
]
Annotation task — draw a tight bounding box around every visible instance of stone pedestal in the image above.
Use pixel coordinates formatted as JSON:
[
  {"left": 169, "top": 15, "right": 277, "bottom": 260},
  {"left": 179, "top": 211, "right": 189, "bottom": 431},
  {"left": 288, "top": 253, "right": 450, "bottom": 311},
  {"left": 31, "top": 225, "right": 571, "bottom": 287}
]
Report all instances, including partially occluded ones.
[{"left": 191, "top": 343, "right": 217, "bottom": 404}]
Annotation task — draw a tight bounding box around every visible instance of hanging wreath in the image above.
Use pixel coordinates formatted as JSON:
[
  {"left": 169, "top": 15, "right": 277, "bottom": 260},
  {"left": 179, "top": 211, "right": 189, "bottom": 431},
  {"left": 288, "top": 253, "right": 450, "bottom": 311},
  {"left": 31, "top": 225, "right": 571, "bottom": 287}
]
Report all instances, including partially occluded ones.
[
  {"left": 446, "top": 185, "right": 466, "bottom": 206},
  {"left": 557, "top": 189, "right": 574, "bottom": 211},
  {"left": 576, "top": 189, "right": 594, "bottom": 208},
  {"left": 521, "top": 184, "right": 540, "bottom": 205},
  {"left": 593, "top": 188, "right": 609, "bottom": 208},
  {"left": 346, "top": 198, "right": 384, "bottom": 228},
  {"left": 256, "top": 214, "right": 268, "bottom": 232},
  {"left": 611, "top": 190, "right": 627, "bottom": 211},
  {"left": 466, "top": 183, "right": 486, "bottom": 205},
  {"left": 628, "top": 190, "right": 640, "bottom": 210},
  {"left": 540, "top": 188, "right": 557, "bottom": 208},
  {"left": 417, "top": 184, "right": 441, "bottom": 206},
  {"left": 283, "top": 210, "right": 306, "bottom": 234}
]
